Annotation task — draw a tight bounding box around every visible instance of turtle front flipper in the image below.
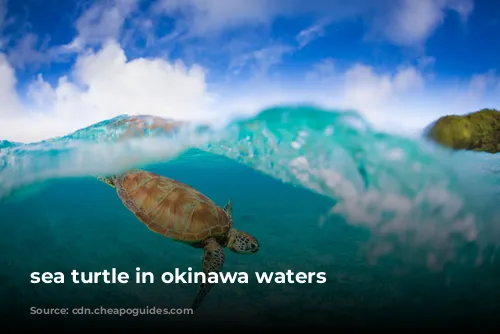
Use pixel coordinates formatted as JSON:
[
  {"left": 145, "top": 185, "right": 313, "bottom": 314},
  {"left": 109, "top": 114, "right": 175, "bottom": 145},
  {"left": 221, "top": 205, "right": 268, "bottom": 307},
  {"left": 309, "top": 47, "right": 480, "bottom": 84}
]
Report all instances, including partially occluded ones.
[
  {"left": 96, "top": 176, "right": 116, "bottom": 188},
  {"left": 191, "top": 237, "right": 225, "bottom": 311},
  {"left": 223, "top": 199, "right": 232, "bottom": 217}
]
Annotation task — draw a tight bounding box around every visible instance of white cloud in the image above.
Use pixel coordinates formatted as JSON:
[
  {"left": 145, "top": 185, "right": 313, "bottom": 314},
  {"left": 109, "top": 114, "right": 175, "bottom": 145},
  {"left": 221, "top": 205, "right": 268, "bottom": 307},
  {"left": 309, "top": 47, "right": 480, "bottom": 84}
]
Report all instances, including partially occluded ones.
[
  {"left": 153, "top": 0, "right": 277, "bottom": 37},
  {"left": 6, "top": 33, "right": 51, "bottom": 69},
  {"left": 152, "top": 0, "right": 473, "bottom": 47},
  {"left": 417, "top": 55, "right": 436, "bottom": 70},
  {"left": 228, "top": 44, "right": 294, "bottom": 78},
  {"left": 341, "top": 64, "right": 425, "bottom": 110},
  {"left": 333, "top": 63, "right": 500, "bottom": 132},
  {"left": 447, "top": 0, "right": 475, "bottom": 20},
  {"left": 1, "top": 36, "right": 497, "bottom": 143},
  {"left": 467, "top": 70, "right": 500, "bottom": 98},
  {"left": 216, "top": 60, "right": 497, "bottom": 136},
  {"left": 0, "top": 40, "right": 215, "bottom": 142},
  {"left": 0, "top": 0, "right": 140, "bottom": 67},
  {"left": 0, "top": 0, "right": 491, "bottom": 143},
  {"left": 63, "top": 0, "right": 139, "bottom": 52},
  {"left": 1, "top": 0, "right": 474, "bottom": 70},
  {"left": 336, "top": 64, "right": 433, "bottom": 131},
  {"left": 393, "top": 66, "right": 426, "bottom": 91},
  {"left": 305, "top": 58, "right": 335, "bottom": 83},
  {"left": 0, "top": 0, "right": 6, "bottom": 48},
  {"left": 342, "top": 65, "right": 394, "bottom": 108},
  {"left": 296, "top": 19, "right": 331, "bottom": 49},
  {"left": 372, "top": 0, "right": 473, "bottom": 46},
  {"left": 0, "top": 53, "right": 23, "bottom": 116}
]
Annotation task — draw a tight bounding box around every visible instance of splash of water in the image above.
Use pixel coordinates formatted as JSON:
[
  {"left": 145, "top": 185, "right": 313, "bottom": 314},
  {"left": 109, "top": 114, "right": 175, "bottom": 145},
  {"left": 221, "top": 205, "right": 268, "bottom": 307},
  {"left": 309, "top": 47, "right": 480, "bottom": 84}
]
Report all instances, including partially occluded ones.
[{"left": 1, "top": 106, "right": 499, "bottom": 269}]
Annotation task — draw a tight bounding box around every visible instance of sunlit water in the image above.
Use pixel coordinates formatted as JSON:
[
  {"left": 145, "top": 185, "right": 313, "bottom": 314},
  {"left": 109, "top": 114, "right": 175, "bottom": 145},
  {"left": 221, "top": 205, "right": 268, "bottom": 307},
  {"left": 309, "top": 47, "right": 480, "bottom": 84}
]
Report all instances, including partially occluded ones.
[{"left": 1, "top": 106, "right": 500, "bottom": 324}]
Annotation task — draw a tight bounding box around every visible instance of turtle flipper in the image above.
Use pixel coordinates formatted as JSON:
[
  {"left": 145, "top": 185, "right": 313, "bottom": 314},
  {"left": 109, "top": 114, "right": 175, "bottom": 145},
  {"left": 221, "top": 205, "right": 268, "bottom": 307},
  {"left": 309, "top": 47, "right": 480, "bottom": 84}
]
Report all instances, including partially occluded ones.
[
  {"left": 96, "top": 176, "right": 116, "bottom": 188},
  {"left": 223, "top": 199, "right": 232, "bottom": 217},
  {"left": 191, "top": 238, "right": 225, "bottom": 311}
]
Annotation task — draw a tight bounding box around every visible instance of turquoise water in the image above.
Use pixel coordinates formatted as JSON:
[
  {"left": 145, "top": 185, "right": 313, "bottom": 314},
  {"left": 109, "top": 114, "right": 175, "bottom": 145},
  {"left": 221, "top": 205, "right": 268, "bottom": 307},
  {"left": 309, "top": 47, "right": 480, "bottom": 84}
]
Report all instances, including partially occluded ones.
[{"left": 1, "top": 106, "right": 500, "bottom": 325}]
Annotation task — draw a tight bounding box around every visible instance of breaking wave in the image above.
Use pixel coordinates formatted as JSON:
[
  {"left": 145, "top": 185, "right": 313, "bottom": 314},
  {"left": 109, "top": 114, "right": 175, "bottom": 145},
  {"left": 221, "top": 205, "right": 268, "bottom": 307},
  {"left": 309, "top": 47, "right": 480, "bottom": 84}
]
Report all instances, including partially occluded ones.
[{"left": 1, "top": 105, "right": 500, "bottom": 269}]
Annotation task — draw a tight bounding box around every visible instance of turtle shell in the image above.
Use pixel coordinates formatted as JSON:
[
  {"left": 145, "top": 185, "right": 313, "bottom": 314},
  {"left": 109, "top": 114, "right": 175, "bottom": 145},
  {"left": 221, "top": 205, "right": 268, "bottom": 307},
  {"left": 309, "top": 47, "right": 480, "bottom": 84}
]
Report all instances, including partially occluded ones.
[{"left": 115, "top": 170, "right": 230, "bottom": 242}]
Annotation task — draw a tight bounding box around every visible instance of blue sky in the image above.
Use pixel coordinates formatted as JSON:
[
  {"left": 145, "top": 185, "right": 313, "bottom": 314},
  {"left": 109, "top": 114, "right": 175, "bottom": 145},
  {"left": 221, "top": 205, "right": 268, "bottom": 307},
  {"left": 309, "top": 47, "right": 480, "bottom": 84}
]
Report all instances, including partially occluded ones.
[{"left": 0, "top": 0, "right": 499, "bottom": 142}]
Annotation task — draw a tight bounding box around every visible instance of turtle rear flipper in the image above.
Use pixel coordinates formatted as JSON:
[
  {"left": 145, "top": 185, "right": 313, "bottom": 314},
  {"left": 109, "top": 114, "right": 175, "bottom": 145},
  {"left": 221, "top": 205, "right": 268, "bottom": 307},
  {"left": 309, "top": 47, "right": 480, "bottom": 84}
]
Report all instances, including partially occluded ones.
[{"left": 191, "top": 238, "right": 225, "bottom": 311}]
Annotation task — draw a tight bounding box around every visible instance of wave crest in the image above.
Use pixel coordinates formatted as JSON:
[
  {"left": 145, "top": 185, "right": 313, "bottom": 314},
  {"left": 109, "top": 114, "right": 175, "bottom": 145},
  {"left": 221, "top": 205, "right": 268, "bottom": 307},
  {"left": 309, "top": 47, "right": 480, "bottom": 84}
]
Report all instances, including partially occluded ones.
[{"left": 1, "top": 105, "right": 500, "bottom": 268}]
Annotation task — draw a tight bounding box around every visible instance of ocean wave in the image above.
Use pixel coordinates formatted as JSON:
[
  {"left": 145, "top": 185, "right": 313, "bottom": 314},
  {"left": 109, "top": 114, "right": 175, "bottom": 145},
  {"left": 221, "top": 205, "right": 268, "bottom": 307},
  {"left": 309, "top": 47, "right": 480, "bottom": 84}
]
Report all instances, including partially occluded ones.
[{"left": 1, "top": 105, "right": 500, "bottom": 268}]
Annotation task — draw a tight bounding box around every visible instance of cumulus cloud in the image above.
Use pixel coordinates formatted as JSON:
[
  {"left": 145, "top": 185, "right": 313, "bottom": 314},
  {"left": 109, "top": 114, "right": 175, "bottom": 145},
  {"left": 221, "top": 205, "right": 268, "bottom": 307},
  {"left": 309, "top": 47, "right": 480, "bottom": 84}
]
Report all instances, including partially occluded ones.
[
  {"left": 342, "top": 65, "right": 424, "bottom": 108},
  {"left": 0, "top": 35, "right": 497, "bottom": 143},
  {"left": 333, "top": 63, "right": 500, "bottom": 132},
  {"left": 337, "top": 64, "right": 431, "bottom": 129},
  {"left": 0, "top": 41, "right": 215, "bottom": 142},
  {"left": 211, "top": 60, "right": 497, "bottom": 136}
]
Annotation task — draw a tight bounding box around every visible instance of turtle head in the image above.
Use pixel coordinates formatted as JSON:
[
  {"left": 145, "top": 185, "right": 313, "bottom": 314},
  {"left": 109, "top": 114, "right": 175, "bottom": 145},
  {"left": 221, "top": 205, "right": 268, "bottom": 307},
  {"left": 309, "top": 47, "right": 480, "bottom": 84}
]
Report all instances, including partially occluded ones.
[
  {"left": 97, "top": 175, "right": 116, "bottom": 188},
  {"left": 226, "top": 229, "right": 260, "bottom": 254},
  {"left": 222, "top": 199, "right": 259, "bottom": 254}
]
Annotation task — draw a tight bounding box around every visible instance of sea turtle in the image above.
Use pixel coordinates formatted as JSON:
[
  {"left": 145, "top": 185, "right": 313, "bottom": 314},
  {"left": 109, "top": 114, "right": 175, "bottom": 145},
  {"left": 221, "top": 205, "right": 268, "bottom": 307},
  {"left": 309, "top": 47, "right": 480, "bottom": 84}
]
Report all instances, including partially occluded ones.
[{"left": 96, "top": 170, "right": 259, "bottom": 310}]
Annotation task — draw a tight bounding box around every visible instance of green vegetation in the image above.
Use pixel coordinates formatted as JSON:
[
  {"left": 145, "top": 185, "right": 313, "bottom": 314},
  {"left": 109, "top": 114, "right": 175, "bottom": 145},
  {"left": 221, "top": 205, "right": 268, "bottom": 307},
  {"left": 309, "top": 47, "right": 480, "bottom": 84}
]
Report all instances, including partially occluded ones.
[{"left": 426, "top": 108, "right": 500, "bottom": 153}]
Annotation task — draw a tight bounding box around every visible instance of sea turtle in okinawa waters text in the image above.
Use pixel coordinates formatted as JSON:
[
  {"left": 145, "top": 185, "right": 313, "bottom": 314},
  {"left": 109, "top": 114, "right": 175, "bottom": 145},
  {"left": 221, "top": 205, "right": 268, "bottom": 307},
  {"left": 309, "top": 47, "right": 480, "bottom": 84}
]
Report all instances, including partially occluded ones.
[{"left": 96, "top": 170, "right": 259, "bottom": 310}]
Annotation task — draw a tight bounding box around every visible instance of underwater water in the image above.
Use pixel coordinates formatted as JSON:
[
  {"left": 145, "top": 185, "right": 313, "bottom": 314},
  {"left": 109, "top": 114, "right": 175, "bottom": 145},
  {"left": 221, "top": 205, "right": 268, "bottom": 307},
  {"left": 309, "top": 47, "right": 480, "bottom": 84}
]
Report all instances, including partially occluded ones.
[{"left": 1, "top": 105, "right": 500, "bottom": 327}]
